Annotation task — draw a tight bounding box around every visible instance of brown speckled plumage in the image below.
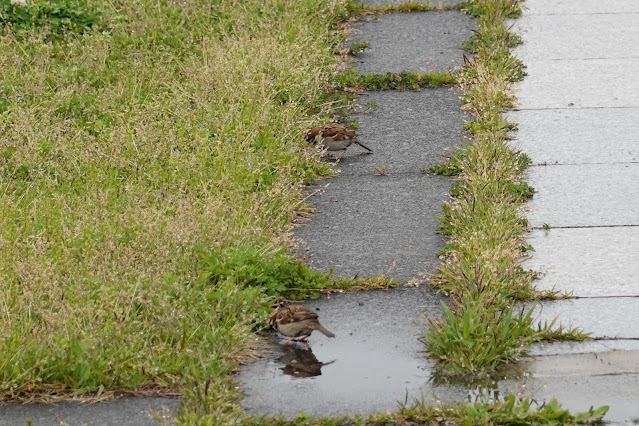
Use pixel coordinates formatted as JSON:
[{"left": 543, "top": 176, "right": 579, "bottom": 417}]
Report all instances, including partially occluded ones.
[
  {"left": 305, "top": 124, "right": 372, "bottom": 158},
  {"left": 270, "top": 305, "right": 335, "bottom": 345}
]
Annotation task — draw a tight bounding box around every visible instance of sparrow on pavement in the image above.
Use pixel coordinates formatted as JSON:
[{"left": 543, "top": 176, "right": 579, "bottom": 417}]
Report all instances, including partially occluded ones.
[
  {"left": 269, "top": 304, "right": 335, "bottom": 345},
  {"left": 305, "top": 124, "right": 373, "bottom": 159}
]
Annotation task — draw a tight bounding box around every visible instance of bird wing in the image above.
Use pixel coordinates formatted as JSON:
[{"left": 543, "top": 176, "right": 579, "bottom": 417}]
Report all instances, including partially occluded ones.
[
  {"left": 322, "top": 124, "right": 356, "bottom": 141},
  {"left": 274, "top": 305, "right": 318, "bottom": 325}
]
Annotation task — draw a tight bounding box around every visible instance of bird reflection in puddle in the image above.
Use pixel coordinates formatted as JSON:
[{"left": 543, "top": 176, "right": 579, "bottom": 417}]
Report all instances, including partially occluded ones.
[{"left": 278, "top": 345, "right": 336, "bottom": 378}]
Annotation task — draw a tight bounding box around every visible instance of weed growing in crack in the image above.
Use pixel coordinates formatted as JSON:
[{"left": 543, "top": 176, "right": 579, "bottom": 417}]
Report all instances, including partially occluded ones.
[
  {"left": 336, "top": 68, "right": 456, "bottom": 91},
  {"left": 348, "top": 41, "right": 370, "bottom": 55},
  {"left": 424, "top": 0, "right": 594, "bottom": 381}
]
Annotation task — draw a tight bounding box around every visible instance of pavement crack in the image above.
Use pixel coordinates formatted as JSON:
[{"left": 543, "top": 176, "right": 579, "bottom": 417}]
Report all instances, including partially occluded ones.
[
  {"left": 531, "top": 224, "right": 639, "bottom": 230},
  {"left": 531, "top": 161, "right": 639, "bottom": 167}
]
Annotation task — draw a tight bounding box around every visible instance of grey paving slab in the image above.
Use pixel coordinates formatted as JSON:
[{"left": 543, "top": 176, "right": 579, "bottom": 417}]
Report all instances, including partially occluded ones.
[
  {"left": 358, "top": 0, "right": 463, "bottom": 6},
  {"left": 0, "top": 397, "right": 180, "bottom": 426},
  {"left": 506, "top": 108, "right": 639, "bottom": 165},
  {"left": 520, "top": 0, "right": 639, "bottom": 15},
  {"left": 525, "top": 349, "right": 639, "bottom": 376},
  {"left": 525, "top": 163, "right": 639, "bottom": 228},
  {"left": 339, "top": 89, "right": 466, "bottom": 175},
  {"left": 525, "top": 227, "right": 639, "bottom": 297},
  {"left": 499, "top": 351, "right": 639, "bottom": 424},
  {"left": 528, "top": 339, "right": 639, "bottom": 357},
  {"left": 526, "top": 297, "right": 639, "bottom": 338},
  {"left": 514, "top": 58, "right": 639, "bottom": 109},
  {"left": 512, "top": 13, "right": 639, "bottom": 60},
  {"left": 295, "top": 173, "right": 451, "bottom": 283},
  {"left": 347, "top": 11, "right": 474, "bottom": 74},
  {"left": 239, "top": 287, "right": 458, "bottom": 418}
]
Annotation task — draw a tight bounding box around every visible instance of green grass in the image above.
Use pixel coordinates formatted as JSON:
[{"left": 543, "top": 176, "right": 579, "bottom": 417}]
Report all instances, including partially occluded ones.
[
  {"left": 244, "top": 395, "right": 608, "bottom": 425},
  {"left": 347, "top": 0, "right": 461, "bottom": 15},
  {"left": 1, "top": 0, "right": 102, "bottom": 39},
  {"left": 347, "top": 41, "right": 370, "bottom": 55},
  {"left": 423, "top": 0, "right": 590, "bottom": 379},
  {"left": 336, "top": 68, "right": 456, "bottom": 91},
  {"left": 0, "top": 0, "right": 377, "bottom": 412}
]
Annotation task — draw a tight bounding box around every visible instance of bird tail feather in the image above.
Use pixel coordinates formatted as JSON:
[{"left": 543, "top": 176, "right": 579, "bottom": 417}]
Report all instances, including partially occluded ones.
[
  {"left": 355, "top": 140, "right": 373, "bottom": 152},
  {"left": 316, "top": 325, "right": 335, "bottom": 338}
]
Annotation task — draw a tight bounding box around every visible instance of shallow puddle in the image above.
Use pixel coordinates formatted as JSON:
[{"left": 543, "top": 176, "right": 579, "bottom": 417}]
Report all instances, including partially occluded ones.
[{"left": 238, "top": 287, "right": 471, "bottom": 418}]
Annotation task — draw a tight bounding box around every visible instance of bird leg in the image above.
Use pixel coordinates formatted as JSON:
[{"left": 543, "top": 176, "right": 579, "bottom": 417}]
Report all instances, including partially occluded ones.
[
  {"left": 298, "top": 335, "right": 312, "bottom": 343},
  {"left": 279, "top": 337, "right": 296, "bottom": 346}
]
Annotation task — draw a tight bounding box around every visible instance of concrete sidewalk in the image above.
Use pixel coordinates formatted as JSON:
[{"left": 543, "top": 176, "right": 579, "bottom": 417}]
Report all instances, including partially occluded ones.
[{"left": 507, "top": 0, "right": 639, "bottom": 422}]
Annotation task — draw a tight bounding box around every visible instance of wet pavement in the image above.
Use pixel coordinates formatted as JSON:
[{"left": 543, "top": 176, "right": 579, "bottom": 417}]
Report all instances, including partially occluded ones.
[
  {"left": 240, "top": 288, "right": 459, "bottom": 418},
  {"left": 238, "top": 3, "right": 473, "bottom": 418},
  {"left": 240, "top": 5, "right": 474, "bottom": 421}
]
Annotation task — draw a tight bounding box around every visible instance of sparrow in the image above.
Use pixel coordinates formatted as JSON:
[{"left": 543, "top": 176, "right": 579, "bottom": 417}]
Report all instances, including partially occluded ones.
[
  {"left": 305, "top": 124, "right": 373, "bottom": 159},
  {"left": 269, "top": 304, "right": 335, "bottom": 345}
]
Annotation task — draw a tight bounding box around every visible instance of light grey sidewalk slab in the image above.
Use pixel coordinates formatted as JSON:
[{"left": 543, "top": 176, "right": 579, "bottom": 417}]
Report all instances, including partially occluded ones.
[
  {"left": 512, "top": 13, "right": 639, "bottom": 60},
  {"left": 525, "top": 350, "right": 639, "bottom": 376},
  {"left": 338, "top": 89, "right": 466, "bottom": 175},
  {"left": 528, "top": 340, "right": 639, "bottom": 357},
  {"left": 527, "top": 297, "right": 639, "bottom": 339},
  {"left": 520, "top": 0, "right": 639, "bottom": 15},
  {"left": 506, "top": 108, "right": 639, "bottom": 165},
  {"left": 525, "top": 227, "right": 639, "bottom": 297},
  {"left": 525, "top": 163, "right": 639, "bottom": 228},
  {"left": 239, "top": 287, "right": 454, "bottom": 419},
  {"left": 514, "top": 58, "right": 639, "bottom": 109},
  {"left": 295, "top": 173, "right": 450, "bottom": 283},
  {"left": 499, "top": 351, "right": 639, "bottom": 424},
  {"left": 347, "top": 11, "right": 474, "bottom": 74},
  {"left": 0, "top": 397, "right": 180, "bottom": 426}
]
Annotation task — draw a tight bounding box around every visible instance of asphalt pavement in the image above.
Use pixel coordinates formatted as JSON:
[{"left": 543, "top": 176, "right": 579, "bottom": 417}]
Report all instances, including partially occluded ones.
[{"left": 240, "top": 7, "right": 475, "bottom": 419}]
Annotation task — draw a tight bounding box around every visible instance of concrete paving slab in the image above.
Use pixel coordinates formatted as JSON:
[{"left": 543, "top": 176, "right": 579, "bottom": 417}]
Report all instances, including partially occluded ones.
[
  {"left": 347, "top": 11, "right": 474, "bottom": 74},
  {"left": 512, "top": 13, "right": 639, "bottom": 60},
  {"left": 525, "top": 227, "right": 639, "bottom": 297},
  {"left": 0, "top": 397, "right": 180, "bottom": 426},
  {"left": 525, "top": 350, "right": 639, "bottom": 376},
  {"left": 508, "top": 1, "right": 639, "bottom": 422},
  {"left": 499, "top": 351, "right": 639, "bottom": 424},
  {"left": 338, "top": 88, "right": 466, "bottom": 175},
  {"left": 514, "top": 58, "right": 639, "bottom": 109},
  {"left": 238, "top": 287, "right": 456, "bottom": 418},
  {"left": 295, "top": 173, "right": 451, "bottom": 283},
  {"left": 506, "top": 108, "right": 639, "bottom": 165},
  {"left": 525, "top": 163, "right": 639, "bottom": 228},
  {"left": 528, "top": 340, "right": 639, "bottom": 357},
  {"left": 527, "top": 297, "right": 639, "bottom": 339},
  {"left": 519, "top": 0, "right": 639, "bottom": 15}
]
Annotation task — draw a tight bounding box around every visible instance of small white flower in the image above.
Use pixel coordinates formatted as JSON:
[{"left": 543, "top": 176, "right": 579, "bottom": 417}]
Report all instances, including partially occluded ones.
[{"left": 10, "top": 0, "right": 27, "bottom": 6}]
